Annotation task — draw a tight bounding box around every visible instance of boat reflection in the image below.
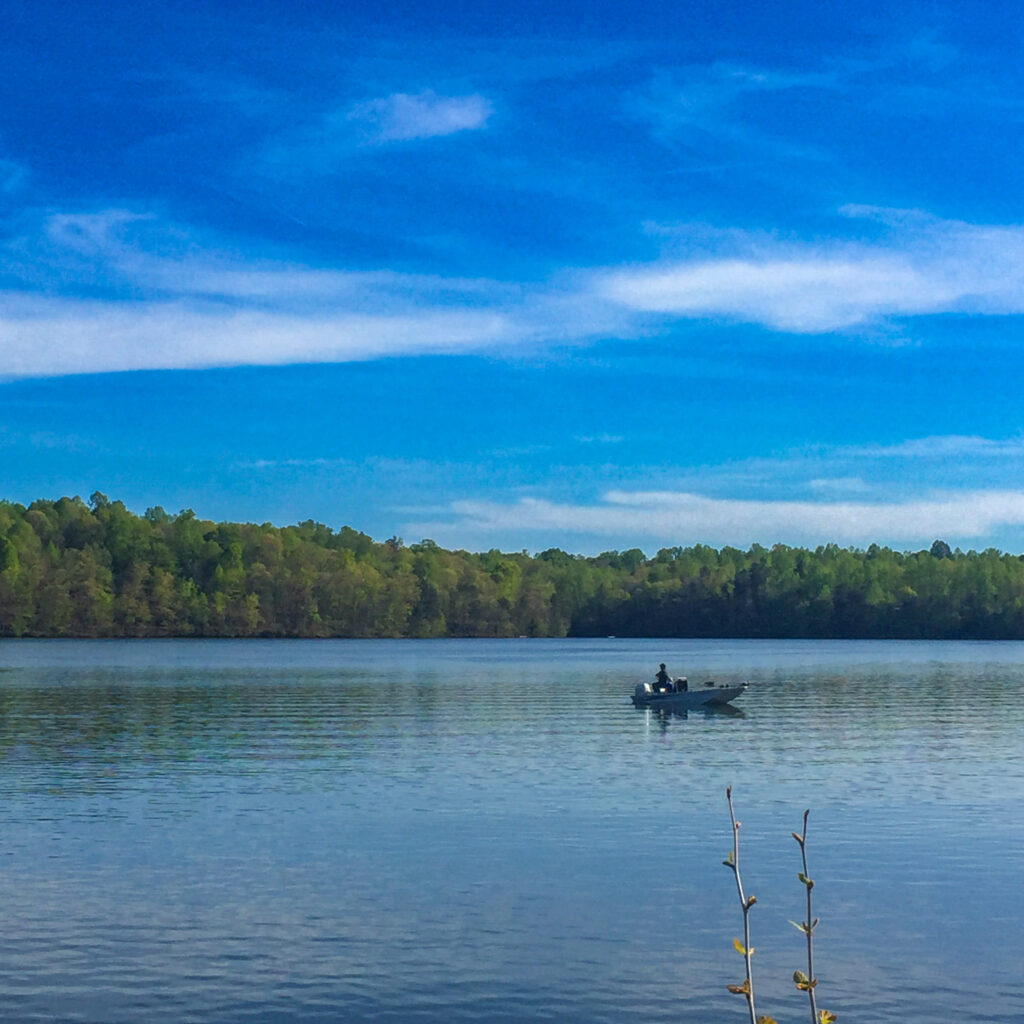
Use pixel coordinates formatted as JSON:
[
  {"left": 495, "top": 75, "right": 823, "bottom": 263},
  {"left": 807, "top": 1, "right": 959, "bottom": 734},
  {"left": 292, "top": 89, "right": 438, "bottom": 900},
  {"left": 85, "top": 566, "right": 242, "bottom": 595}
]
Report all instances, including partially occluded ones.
[{"left": 647, "top": 702, "right": 745, "bottom": 729}]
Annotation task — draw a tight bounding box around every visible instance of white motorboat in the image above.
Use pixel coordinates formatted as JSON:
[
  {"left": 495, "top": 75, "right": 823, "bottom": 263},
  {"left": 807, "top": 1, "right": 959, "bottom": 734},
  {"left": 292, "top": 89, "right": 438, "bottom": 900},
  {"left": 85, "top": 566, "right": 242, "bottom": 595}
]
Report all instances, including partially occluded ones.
[{"left": 631, "top": 679, "right": 748, "bottom": 708}]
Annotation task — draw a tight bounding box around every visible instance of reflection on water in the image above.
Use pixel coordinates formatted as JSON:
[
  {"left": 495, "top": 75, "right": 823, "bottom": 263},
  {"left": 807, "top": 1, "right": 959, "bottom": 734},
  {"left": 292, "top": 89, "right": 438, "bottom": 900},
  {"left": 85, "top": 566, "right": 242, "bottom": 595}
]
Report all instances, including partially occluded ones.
[
  {"left": 646, "top": 703, "right": 746, "bottom": 730},
  {"left": 2, "top": 638, "right": 1024, "bottom": 1023}
]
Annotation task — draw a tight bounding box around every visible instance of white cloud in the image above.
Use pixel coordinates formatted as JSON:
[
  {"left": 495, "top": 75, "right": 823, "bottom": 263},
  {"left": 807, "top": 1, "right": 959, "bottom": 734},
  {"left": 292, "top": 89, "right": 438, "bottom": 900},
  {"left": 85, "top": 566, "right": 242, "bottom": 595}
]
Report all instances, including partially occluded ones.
[
  {"left": 348, "top": 91, "right": 493, "bottom": 142},
  {"left": 842, "top": 434, "right": 1024, "bottom": 459},
  {"left": 697, "top": 435, "right": 1024, "bottom": 489},
  {"left": 8, "top": 204, "right": 1024, "bottom": 378},
  {"left": 0, "top": 209, "right": 625, "bottom": 376},
  {"left": 28, "top": 210, "right": 519, "bottom": 308},
  {"left": 410, "top": 488, "right": 1024, "bottom": 548},
  {"left": 599, "top": 208, "right": 1024, "bottom": 332},
  {"left": 397, "top": 432, "right": 1024, "bottom": 549},
  {"left": 0, "top": 295, "right": 520, "bottom": 377},
  {"left": 591, "top": 434, "right": 1024, "bottom": 507}
]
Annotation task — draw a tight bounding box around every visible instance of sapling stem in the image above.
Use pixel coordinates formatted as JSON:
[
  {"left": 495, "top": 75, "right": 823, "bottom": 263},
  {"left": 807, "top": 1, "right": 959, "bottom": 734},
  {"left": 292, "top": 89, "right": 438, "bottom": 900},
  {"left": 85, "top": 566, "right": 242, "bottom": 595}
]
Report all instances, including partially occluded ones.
[
  {"left": 797, "top": 810, "right": 818, "bottom": 1024},
  {"left": 792, "top": 810, "right": 834, "bottom": 1024},
  {"left": 725, "top": 786, "right": 758, "bottom": 1024}
]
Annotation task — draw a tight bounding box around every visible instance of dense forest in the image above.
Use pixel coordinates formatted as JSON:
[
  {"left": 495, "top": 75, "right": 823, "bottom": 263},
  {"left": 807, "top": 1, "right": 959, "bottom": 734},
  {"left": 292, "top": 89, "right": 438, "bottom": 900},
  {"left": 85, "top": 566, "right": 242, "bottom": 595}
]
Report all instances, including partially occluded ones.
[{"left": 3, "top": 494, "right": 1024, "bottom": 639}]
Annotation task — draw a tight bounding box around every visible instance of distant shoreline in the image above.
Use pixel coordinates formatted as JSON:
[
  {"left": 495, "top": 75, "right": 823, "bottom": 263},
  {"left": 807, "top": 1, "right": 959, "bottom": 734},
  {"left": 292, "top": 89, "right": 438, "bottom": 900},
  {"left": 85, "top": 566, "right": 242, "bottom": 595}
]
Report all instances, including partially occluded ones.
[{"left": 4, "top": 495, "right": 1024, "bottom": 641}]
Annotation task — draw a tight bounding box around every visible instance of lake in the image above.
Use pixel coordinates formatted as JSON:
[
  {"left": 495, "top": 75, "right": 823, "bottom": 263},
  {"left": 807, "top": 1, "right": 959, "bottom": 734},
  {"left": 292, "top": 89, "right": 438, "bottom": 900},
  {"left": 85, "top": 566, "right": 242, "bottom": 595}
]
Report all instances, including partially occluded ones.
[{"left": 1, "top": 638, "right": 1023, "bottom": 1023}]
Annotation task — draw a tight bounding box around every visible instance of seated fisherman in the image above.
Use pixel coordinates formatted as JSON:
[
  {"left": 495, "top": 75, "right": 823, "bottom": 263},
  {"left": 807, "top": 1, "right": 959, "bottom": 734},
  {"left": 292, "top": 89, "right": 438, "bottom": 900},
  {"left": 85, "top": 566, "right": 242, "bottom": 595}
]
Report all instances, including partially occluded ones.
[{"left": 654, "top": 663, "right": 672, "bottom": 692}]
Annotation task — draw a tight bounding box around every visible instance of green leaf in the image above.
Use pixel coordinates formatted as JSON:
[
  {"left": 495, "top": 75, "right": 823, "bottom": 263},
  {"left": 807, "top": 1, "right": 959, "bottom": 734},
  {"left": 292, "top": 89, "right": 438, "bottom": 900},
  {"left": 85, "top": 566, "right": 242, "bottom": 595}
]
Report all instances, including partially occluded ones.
[
  {"left": 798, "top": 871, "right": 815, "bottom": 889},
  {"left": 818, "top": 1012, "right": 837, "bottom": 1024},
  {"left": 790, "top": 920, "right": 810, "bottom": 933},
  {"left": 733, "top": 938, "right": 753, "bottom": 956},
  {"left": 793, "top": 970, "right": 809, "bottom": 986},
  {"left": 757, "top": 1017, "right": 778, "bottom": 1024}
]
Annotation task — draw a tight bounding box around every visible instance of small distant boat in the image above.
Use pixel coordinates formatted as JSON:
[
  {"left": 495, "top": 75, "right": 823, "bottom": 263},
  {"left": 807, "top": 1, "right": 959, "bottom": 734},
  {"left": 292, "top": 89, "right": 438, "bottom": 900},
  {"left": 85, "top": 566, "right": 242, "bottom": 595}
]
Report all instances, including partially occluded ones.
[{"left": 631, "top": 679, "right": 748, "bottom": 708}]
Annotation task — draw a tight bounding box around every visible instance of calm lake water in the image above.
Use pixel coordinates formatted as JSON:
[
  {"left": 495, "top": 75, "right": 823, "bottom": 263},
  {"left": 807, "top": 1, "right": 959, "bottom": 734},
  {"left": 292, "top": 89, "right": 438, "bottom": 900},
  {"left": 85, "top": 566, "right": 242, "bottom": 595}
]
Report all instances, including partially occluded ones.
[{"left": 2, "top": 638, "right": 1023, "bottom": 1023}]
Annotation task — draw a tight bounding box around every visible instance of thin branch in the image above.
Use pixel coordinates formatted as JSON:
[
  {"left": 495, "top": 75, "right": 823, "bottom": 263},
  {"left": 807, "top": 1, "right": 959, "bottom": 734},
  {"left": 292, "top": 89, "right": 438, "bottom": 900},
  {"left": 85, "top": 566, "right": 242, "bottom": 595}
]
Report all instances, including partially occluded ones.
[
  {"left": 798, "top": 810, "right": 818, "bottom": 1024},
  {"left": 725, "top": 787, "right": 758, "bottom": 1024},
  {"left": 793, "top": 810, "right": 834, "bottom": 1024}
]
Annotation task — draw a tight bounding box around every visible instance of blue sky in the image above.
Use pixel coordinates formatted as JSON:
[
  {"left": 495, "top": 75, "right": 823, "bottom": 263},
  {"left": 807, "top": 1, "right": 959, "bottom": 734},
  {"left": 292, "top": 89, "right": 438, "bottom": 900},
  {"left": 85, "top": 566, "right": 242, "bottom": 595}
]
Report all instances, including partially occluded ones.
[{"left": 4, "top": 0, "right": 1024, "bottom": 553}]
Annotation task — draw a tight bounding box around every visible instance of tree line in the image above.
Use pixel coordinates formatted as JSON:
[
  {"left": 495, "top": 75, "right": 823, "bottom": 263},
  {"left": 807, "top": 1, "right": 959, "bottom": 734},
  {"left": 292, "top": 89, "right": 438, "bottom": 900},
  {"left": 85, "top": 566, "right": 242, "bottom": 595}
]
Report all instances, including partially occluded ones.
[{"left": 2, "top": 494, "right": 1024, "bottom": 639}]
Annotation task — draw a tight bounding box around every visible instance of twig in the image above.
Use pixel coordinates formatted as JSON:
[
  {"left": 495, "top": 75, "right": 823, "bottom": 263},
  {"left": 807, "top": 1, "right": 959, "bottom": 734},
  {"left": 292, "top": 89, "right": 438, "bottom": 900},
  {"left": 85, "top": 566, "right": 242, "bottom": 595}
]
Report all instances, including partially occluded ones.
[
  {"left": 724, "top": 787, "right": 759, "bottom": 1024},
  {"left": 791, "top": 810, "right": 835, "bottom": 1024}
]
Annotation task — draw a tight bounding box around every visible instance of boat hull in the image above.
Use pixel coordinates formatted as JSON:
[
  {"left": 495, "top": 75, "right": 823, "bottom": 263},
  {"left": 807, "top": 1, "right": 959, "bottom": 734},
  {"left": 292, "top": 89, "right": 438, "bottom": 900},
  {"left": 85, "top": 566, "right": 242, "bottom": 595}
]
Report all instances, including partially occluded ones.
[{"left": 631, "top": 682, "right": 747, "bottom": 708}]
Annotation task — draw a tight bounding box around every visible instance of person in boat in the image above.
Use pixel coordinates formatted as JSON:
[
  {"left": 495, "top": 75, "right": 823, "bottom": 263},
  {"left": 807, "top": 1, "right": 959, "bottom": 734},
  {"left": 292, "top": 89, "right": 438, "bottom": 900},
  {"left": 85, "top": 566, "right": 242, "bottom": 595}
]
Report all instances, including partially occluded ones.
[{"left": 654, "top": 663, "right": 672, "bottom": 693}]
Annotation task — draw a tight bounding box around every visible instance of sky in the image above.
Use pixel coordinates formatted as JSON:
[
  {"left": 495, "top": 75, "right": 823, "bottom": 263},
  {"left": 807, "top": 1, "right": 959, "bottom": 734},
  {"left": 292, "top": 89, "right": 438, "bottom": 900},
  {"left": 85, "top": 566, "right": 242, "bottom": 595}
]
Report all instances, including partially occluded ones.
[{"left": 4, "top": 0, "right": 1024, "bottom": 554}]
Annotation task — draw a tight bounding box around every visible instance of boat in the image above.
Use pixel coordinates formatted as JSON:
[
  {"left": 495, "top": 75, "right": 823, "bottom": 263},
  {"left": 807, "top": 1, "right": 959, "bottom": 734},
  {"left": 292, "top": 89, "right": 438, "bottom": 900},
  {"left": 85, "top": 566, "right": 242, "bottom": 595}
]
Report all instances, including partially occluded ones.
[{"left": 631, "top": 679, "right": 748, "bottom": 708}]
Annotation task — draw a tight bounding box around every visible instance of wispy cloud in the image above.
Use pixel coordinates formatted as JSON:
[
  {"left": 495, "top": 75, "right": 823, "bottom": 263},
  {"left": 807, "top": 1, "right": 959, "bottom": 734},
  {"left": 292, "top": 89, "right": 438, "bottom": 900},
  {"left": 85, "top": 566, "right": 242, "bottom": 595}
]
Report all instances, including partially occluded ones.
[
  {"left": 0, "top": 426, "right": 96, "bottom": 453},
  {"left": 840, "top": 435, "right": 1024, "bottom": 459},
  {"left": 8, "top": 203, "right": 1024, "bottom": 377},
  {"left": 33, "top": 209, "right": 513, "bottom": 306},
  {"left": 399, "top": 431, "right": 1024, "bottom": 548},
  {"left": 643, "top": 435, "right": 1024, "bottom": 498},
  {"left": 630, "top": 61, "right": 841, "bottom": 176},
  {"left": 637, "top": 62, "right": 838, "bottom": 137},
  {"left": 0, "top": 296, "right": 521, "bottom": 377},
  {"left": 0, "top": 209, "right": 620, "bottom": 376},
  {"left": 409, "top": 488, "right": 1024, "bottom": 549},
  {"left": 599, "top": 207, "right": 1024, "bottom": 332},
  {"left": 348, "top": 90, "right": 493, "bottom": 142},
  {"left": 234, "top": 457, "right": 352, "bottom": 470},
  {"left": 574, "top": 434, "right": 623, "bottom": 444},
  {"left": 257, "top": 87, "right": 494, "bottom": 177},
  {"left": 806, "top": 476, "right": 873, "bottom": 495}
]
